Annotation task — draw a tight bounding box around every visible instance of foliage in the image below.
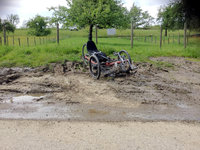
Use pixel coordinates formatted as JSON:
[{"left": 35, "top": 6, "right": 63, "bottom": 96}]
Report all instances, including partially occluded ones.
[
  {"left": 181, "top": 0, "right": 200, "bottom": 30},
  {"left": 67, "top": 0, "right": 129, "bottom": 28},
  {"left": 66, "top": 0, "right": 129, "bottom": 40},
  {"left": 6, "top": 14, "right": 20, "bottom": 27},
  {"left": 0, "top": 18, "right": 15, "bottom": 33},
  {"left": 27, "top": 15, "right": 51, "bottom": 36},
  {"left": 157, "top": 2, "right": 184, "bottom": 30},
  {"left": 129, "top": 3, "right": 154, "bottom": 29},
  {"left": 48, "top": 6, "right": 69, "bottom": 27},
  {"left": 157, "top": 0, "right": 200, "bottom": 31}
]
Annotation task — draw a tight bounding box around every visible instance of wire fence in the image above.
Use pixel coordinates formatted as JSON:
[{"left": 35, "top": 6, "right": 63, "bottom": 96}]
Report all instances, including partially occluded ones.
[
  {"left": 0, "top": 36, "right": 58, "bottom": 47},
  {"left": 0, "top": 24, "right": 190, "bottom": 48},
  {"left": 0, "top": 34, "right": 189, "bottom": 47}
]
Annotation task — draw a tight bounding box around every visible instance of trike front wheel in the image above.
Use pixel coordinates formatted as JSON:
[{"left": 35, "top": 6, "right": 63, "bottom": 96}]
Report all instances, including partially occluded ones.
[{"left": 89, "top": 55, "right": 101, "bottom": 79}]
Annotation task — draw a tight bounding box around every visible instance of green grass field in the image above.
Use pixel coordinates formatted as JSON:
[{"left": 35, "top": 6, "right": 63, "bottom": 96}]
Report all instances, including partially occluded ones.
[{"left": 0, "top": 28, "right": 199, "bottom": 67}]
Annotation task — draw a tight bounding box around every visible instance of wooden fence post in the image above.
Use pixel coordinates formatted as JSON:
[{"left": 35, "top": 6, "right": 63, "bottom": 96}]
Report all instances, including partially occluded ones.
[
  {"left": 178, "top": 33, "right": 180, "bottom": 44},
  {"left": 187, "top": 30, "right": 190, "bottom": 45},
  {"left": 131, "top": 21, "right": 134, "bottom": 48},
  {"left": 40, "top": 38, "right": 41, "bottom": 44},
  {"left": 7, "top": 36, "right": 9, "bottom": 46},
  {"left": 184, "top": 22, "right": 187, "bottom": 48},
  {"left": 163, "top": 36, "right": 165, "bottom": 44},
  {"left": 160, "top": 25, "right": 162, "bottom": 48},
  {"left": 155, "top": 36, "right": 157, "bottom": 44},
  {"left": 13, "top": 36, "right": 15, "bottom": 46},
  {"left": 34, "top": 37, "right": 36, "bottom": 46},
  {"left": 18, "top": 38, "right": 21, "bottom": 46},
  {"left": 57, "top": 23, "right": 59, "bottom": 44},
  {"left": 3, "top": 26, "right": 6, "bottom": 45},
  {"left": 27, "top": 37, "right": 29, "bottom": 47}
]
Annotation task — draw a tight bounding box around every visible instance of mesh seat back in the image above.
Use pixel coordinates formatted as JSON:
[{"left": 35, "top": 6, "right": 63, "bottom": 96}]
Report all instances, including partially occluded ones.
[
  {"left": 86, "top": 41, "right": 99, "bottom": 54},
  {"left": 86, "top": 41, "right": 108, "bottom": 62}
]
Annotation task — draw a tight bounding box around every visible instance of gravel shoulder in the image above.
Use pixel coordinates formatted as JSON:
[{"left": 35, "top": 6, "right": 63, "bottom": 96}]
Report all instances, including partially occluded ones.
[{"left": 0, "top": 120, "right": 200, "bottom": 150}]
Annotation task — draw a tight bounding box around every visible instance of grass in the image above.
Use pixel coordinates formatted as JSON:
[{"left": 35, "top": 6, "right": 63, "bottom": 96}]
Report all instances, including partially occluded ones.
[
  {"left": 0, "top": 28, "right": 199, "bottom": 67},
  {"left": 2, "top": 28, "right": 188, "bottom": 47}
]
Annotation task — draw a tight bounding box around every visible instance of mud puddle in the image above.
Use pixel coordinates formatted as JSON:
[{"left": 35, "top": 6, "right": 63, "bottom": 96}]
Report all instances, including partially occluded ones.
[
  {"left": 0, "top": 94, "right": 77, "bottom": 120},
  {"left": 10, "top": 95, "right": 44, "bottom": 103},
  {"left": 0, "top": 94, "right": 200, "bottom": 122}
]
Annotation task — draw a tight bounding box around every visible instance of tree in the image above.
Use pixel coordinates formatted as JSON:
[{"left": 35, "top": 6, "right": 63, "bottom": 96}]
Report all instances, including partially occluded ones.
[
  {"left": 7, "top": 14, "right": 20, "bottom": 27},
  {"left": 0, "top": 18, "right": 15, "bottom": 33},
  {"left": 27, "top": 15, "right": 51, "bottom": 36},
  {"left": 157, "top": 0, "right": 200, "bottom": 34},
  {"left": 157, "top": 3, "right": 184, "bottom": 36},
  {"left": 48, "top": 6, "right": 69, "bottom": 44},
  {"left": 157, "top": 6, "right": 172, "bottom": 36},
  {"left": 0, "top": 18, "right": 16, "bottom": 45},
  {"left": 48, "top": 6, "right": 68, "bottom": 27},
  {"left": 181, "top": 0, "right": 200, "bottom": 30},
  {"left": 67, "top": 0, "right": 129, "bottom": 41},
  {"left": 129, "top": 3, "right": 154, "bottom": 29},
  {"left": 140, "top": 11, "right": 154, "bottom": 29}
]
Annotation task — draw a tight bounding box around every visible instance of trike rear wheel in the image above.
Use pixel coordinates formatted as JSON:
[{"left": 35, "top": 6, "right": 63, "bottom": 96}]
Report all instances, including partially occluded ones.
[
  {"left": 82, "top": 44, "right": 88, "bottom": 66},
  {"left": 118, "top": 50, "right": 132, "bottom": 73}
]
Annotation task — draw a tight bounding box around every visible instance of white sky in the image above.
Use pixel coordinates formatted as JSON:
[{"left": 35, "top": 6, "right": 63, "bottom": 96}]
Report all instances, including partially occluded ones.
[{"left": 0, "top": 0, "right": 169, "bottom": 28}]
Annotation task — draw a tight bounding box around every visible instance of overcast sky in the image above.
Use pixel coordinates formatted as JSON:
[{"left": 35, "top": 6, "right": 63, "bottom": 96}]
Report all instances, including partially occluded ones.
[{"left": 0, "top": 0, "right": 170, "bottom": 27}]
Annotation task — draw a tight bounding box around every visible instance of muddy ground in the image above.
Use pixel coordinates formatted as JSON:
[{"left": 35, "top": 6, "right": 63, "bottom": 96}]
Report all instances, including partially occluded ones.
[{"left": 0, "top": 57, "right": 200, "bottom": 122}]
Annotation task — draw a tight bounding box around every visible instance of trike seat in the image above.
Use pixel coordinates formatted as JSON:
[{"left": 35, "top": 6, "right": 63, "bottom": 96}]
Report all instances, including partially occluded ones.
[
  {"left": 86, "top": 41, "right": 108, "bottom": 62},
  {"left": 86, "top": 41, "right": 99, "bottom": 54}
]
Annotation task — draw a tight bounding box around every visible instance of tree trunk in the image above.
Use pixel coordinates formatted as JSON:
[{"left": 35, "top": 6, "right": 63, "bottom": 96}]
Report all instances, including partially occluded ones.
[
  {"left": 95, "top": 25, "right": 98, "bottom": 44},
  {"left": 165, "top": 28, "right": 167, "bottom": 37},
  {"left": 89, "top": 24, "right": 93, "bottom": 41}
]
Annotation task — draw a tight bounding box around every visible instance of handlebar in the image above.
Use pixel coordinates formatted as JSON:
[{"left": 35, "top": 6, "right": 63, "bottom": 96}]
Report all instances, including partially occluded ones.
[{"left": 113, "top": 52, "right": 119, "bottom": 56}]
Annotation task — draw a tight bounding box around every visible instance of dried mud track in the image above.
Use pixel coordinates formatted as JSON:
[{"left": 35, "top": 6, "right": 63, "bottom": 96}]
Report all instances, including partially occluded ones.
[{"left": 0, "top": 57, "right": 200, "bottom": 122}]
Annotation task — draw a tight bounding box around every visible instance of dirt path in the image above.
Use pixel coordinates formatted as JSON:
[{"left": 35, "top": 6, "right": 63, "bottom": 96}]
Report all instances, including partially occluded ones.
[{"left": 0, "top": 120, "right": 200, "bottom": 150}]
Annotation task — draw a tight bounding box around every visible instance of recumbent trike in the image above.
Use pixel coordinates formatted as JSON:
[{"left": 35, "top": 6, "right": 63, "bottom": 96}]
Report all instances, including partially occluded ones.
[{"left": 82, "top": 41, "right": 136, "bottom": 79}]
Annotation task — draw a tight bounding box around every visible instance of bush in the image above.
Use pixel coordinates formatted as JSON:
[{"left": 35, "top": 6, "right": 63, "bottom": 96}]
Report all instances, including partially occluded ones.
[{"left": 27, "top": 15, "right": 51, "bottom": 36}]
